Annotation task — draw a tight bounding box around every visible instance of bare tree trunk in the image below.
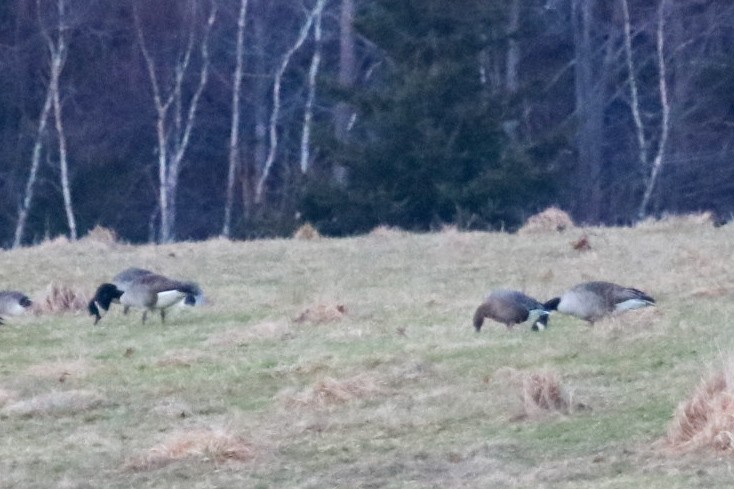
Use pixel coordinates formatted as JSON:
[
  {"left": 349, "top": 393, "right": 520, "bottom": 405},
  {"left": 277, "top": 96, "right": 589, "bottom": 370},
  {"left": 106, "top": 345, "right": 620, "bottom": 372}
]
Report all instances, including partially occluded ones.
[
  {"left": 223, "top": 0, "right": 249, "bottom": 238},
  {"left": 571, "top": 0, "right": 604, "bottom": 223},
  {"left": 48, "top": 0, "right": 76, "bottom": 240},
  {"left": 255, "top": 0, "right": 328, "bottom": 203},
  {"left": 14, "top": 0, "right": 70, "bottom": 248},
  {"left": 637, "top": 0, "right": 671, "bottom": 219},
  {"left": 134, "top": 0, "right": 218, "bottom": 243},
  {"left": 299, "top": 4, "right": 324, "bottom": 174},
  {"left": 333, "top": 0, "right": 356, "bottom": 185}
]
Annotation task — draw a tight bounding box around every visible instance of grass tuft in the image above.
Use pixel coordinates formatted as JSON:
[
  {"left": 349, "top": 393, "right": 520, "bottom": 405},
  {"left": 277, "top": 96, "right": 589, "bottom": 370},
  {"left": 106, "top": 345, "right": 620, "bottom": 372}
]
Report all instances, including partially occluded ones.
[
  {"left": 127, "top": 427, "right": 255, "bottom": 471},
  {"left": 665, "top": 363, "right": 734, "bottom": 452},
  {"left": 282, "top": 374, "right": 383, "bottom": 409},
  {"left": 518, "top": 207, "right": 574, "bottom": 234},
  {"left": 293, "top": 223, "right": 320, "bottom": 240},
  {"left": 294, "top": 303, "right": 347, "bottom": 324},
  {"left": 38, "top": 282, "right": 89, "bottom": 314},
  {"left": 521, "top": 369, "right": 573, "bottom": 417}
]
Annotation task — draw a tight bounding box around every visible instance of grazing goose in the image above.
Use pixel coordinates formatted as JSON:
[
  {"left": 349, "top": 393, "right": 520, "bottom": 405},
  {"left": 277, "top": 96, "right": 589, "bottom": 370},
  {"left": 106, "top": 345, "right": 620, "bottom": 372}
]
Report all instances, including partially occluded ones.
[
  {"left": 88, "top": 273, "right": 199, "bottom": 325},
  {"left": 112, "top": 268, "right": 154, "bottom": 314},
  {"left": 112, "top": 267, "right": 205, "bottom": 310},
  {"left": 473, "top": 289, "right": 550, "bottom": 332},
  {"left": 543, "top": 281, "right": 655, "bottom": 324},
  {"left": 0, "top": 291, "right": 32, "bottom": 325}
]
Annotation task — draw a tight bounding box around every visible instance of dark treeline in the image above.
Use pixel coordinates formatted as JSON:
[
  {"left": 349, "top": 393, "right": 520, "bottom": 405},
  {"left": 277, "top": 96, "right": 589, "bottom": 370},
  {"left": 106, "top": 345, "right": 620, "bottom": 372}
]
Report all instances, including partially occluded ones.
[{"left": 1, "top": 0, "right": 733, "bottom": 246}]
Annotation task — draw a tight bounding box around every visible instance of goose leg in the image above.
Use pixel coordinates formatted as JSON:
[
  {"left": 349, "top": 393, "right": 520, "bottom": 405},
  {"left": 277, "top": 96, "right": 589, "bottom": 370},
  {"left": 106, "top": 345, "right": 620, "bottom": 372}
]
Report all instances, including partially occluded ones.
[
  {"left": 141, "top": 311, "right": 148, "bottom": 324},
  {"left": 160, "top": 309, "right": 166, "bottom": 324}
]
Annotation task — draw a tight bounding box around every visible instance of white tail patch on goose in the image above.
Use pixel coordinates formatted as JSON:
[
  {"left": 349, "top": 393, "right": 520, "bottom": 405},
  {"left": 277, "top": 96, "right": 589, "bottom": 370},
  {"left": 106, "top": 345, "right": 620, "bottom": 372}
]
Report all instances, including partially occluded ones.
[
  {"left": 614, "top": 299, "right": 652, "bottom": 312},
  {"left": 155, "top": 290, "right": 188, "bottom": 309}
]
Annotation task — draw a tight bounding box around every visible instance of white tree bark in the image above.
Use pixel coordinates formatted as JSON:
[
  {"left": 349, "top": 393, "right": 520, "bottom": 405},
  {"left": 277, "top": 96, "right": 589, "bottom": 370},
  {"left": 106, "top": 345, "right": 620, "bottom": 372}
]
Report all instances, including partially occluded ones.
[
  {"left": 48, "top": 0, "right": 77, "bottom": 240},
  {"left": 135, "top": 1, "right": 218, "bottom": 243},
  {"left": 621, "top": 0, "right": 672, "bottom": 219},
  {"left": 13, "top": 0, "right": 72, "bottom": 248},
  {"left": 223, "top": 0, "right": 249, "bottom": 237},
  {"left": 299, "top": 4, "right": 324, "bottom": 174},
  {"left": 255, "top": 0, "right": 328, "bottom": 203}
]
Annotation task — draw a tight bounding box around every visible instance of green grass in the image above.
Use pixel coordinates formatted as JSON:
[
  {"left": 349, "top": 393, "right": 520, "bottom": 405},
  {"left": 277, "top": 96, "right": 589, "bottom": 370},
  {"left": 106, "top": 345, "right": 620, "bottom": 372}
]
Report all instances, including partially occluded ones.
[{"left": 1, "top": 221, "right": 734, "bottom": 488}]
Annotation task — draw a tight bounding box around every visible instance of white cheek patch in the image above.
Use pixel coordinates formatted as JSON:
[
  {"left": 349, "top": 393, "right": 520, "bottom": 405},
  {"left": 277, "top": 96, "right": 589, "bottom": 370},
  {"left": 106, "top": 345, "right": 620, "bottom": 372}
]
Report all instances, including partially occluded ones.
[
  {"left": 6, "top": 302, "right": 28, "bottom": 316},
  {"left": 155, "top": 290, "right": 187, "bottom": 309},
  {"left": 614, "top": 299, "right": 652, "bottom": 312}
]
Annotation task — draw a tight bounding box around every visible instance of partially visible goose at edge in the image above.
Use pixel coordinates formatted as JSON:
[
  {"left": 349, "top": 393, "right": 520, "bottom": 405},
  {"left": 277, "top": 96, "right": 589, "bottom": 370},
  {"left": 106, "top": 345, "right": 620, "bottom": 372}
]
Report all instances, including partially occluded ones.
[
  {"left": 543, "top": 281, "right": 655, "bottom": 325},
  {"left": 88, "top": 273, "right": 200, "bottom": 325},
  {"left": 0, "top": 291, "right": 32, "bottom": 325},
  {"left": 473, "top": 289, "right": 551, "bottom": 332}
]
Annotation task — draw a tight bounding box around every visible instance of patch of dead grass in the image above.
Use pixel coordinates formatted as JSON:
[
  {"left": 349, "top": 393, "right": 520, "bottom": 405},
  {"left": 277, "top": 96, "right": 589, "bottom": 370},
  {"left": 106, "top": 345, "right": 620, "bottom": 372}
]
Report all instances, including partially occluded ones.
[
  {"left": 665, "top": 364, "right": 734, "bottom": 453},
  {"left": 518, "top": 207, "right": 575, "bottom": 234},
  {"left": 25, "top": 359, "right": 95, "bottom": 381},
  {"left": 281, "top": 373, "right": 383, "bottom": 409},
  {"left": 155, "top": 349, "right": 206, "bottom": 368},
  {"left": 294, "top": 303, "right": 347, "bottom": 325},
  {"left": 1, "top": 389, "right": 105, "bottom": 417},
  {"left": 127, "top": 427, "right": 255, "bottom": 471},
  {"left": 206, "top": 321, "right": 291, "bottom": 347},
  {"left": 494, "top": 368, "right": 580, "bottom": 420},
  {"left": 369, "top": 225, "right": 406, "bottom": 238},
  {"left": 293, "top": 223, "right": 320, "bottom": 240},
  {"left": 37, "top": 282, "right": 89, "bottom": 314},
  {"left": 83, "top": 225, "right": 119, "bottom": 244}
]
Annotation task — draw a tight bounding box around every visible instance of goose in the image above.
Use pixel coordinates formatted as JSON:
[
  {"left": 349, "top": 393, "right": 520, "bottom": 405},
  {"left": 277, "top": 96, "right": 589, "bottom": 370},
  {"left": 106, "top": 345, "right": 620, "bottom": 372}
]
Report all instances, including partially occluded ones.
[
  {"left": 473, "top": 289, "right": 550, "bottom": 332},
  {"left": 112, "top": 267, "right": 205, "bottom": 311},
  {"left": 543, "top": 281, "right": 655, "bottom": 324},
  {"left": 0, "top": 291, "right": 32, "bottom": 325},
  {"left": 112, "top": 268, "right": 155, "bottom": 315},
  {"left": 88, "top": 273, "right": 199, "bottom": 325}
]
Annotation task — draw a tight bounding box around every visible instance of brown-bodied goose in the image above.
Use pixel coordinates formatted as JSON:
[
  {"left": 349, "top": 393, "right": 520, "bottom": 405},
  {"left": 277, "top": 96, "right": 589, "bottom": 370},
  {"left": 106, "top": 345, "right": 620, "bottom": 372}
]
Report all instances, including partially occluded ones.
[
  {"left": 0, "top": 291, "right": 32, "bottom": 325},
  {"left": 88, "top": 273, "right": 199, "bottom": 325},
  {"left": 543, "top": 281, "right": 655, "bottom": 324},
  {"left": 473, "top": 289, "right": 550, "bottom": 332}
]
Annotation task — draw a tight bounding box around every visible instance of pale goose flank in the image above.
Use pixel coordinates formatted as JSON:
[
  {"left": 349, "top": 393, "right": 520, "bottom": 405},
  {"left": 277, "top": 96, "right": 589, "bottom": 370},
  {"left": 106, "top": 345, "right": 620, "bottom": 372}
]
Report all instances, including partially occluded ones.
[
  {"left": 0, "top": 291, "right": 32, "bottom": 325},
  {"left": 473, "top": 289, "right": 550, "bottom": 332},
  {"left": 88, "top": 273, "right": 199, "bottom": 325},
  {"left": 543, "top": 281, "right": 655, "bottom": 324}
]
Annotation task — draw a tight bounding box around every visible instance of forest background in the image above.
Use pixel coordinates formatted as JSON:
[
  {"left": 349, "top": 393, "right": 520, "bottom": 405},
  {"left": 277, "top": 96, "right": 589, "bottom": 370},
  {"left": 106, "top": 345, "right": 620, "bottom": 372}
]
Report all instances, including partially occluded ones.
[{"left": 0, "top": 0, "right": 732, "bottom": 246}]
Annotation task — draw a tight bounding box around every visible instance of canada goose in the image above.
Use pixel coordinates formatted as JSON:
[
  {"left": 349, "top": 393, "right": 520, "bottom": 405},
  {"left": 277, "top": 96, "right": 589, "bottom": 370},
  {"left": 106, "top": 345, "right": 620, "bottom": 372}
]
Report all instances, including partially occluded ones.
[
  {"left": 112, "top": 267, "right": 205, "bottom": 310},
  {"left": 88, "top": 273, "right": 198, "bottom": 325},
  {"left": 543, "top": 281, "right": 655, "bottom": 324},
  {"left": 0, "top": 291, "right": 32, "bottom": 325},
  {"left": 112, "top": 268, "right": 154, "bottom": 315},
  {"left": 473, "top": 289, "right": 550, "bottom": 332}
]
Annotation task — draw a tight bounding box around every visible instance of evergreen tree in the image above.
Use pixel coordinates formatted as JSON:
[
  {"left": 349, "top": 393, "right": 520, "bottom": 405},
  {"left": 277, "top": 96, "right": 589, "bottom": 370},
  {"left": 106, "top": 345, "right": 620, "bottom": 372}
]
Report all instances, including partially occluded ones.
[{"left": 301, "top": 0, "right": 553, "bottom": 235}]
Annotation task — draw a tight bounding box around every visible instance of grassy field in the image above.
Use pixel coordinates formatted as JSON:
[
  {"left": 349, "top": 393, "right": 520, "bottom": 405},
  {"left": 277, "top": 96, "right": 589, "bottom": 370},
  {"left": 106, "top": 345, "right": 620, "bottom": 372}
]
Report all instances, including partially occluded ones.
[{"left": 1, "top": 219, "right": 734, "bottom": 488}]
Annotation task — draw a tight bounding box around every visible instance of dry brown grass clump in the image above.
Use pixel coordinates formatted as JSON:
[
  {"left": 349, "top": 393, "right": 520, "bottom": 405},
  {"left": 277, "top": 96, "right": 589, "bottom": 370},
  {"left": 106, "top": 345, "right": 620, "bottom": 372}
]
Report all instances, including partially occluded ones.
[
  {"left": 25, "top": 359, "right": 95, "bottom": 382},
  {"left": 293, "top": 223, "right": 320, "bottom": 240},
  {"left": 294, "top": 303, "right": 347, "bottom": 324},
  {"left": 127, "top": 427, "right": 255, "bottom": 471},
  {"left": 518, "top": 207, "right": 575, "bottom": 234},
  {"left": 38, "top": 282, "right": 88, "bottom": 314},
  {"left": 282, "top": 374, "right": 382, "bottom": 409},
  {"left": 665, "top": 367, "right": 734, "bottom": 452},
  {"left": 1, "top": 389, "right": 105, "bottom": 417},
  {"left": 84, "top": 225, "right": 119, "bottom": 244},
  {"left": 521, "top": 370, "right": 572, "bottom": 417}
]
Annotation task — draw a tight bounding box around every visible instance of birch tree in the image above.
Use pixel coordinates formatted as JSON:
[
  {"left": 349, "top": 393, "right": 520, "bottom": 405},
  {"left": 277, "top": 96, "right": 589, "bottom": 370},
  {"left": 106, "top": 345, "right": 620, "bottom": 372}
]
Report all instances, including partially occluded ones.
[
  {"left": 255, "top": 0, "right": 328, "bottom": 204},
  {"left": 223, "top": 0, "right": 249, "bottom": 237},
  {"left": 299, "top": 1, "right": 325, "bottom": 174},
  {"left": 620, "top": 0, "right": 671, "bottom": 219},
  {"left": 13, "top": 0, "right": 73, "bottom": 248},
  {"left": 134, "top": 0, "right": 218, "bottom": 243}
]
